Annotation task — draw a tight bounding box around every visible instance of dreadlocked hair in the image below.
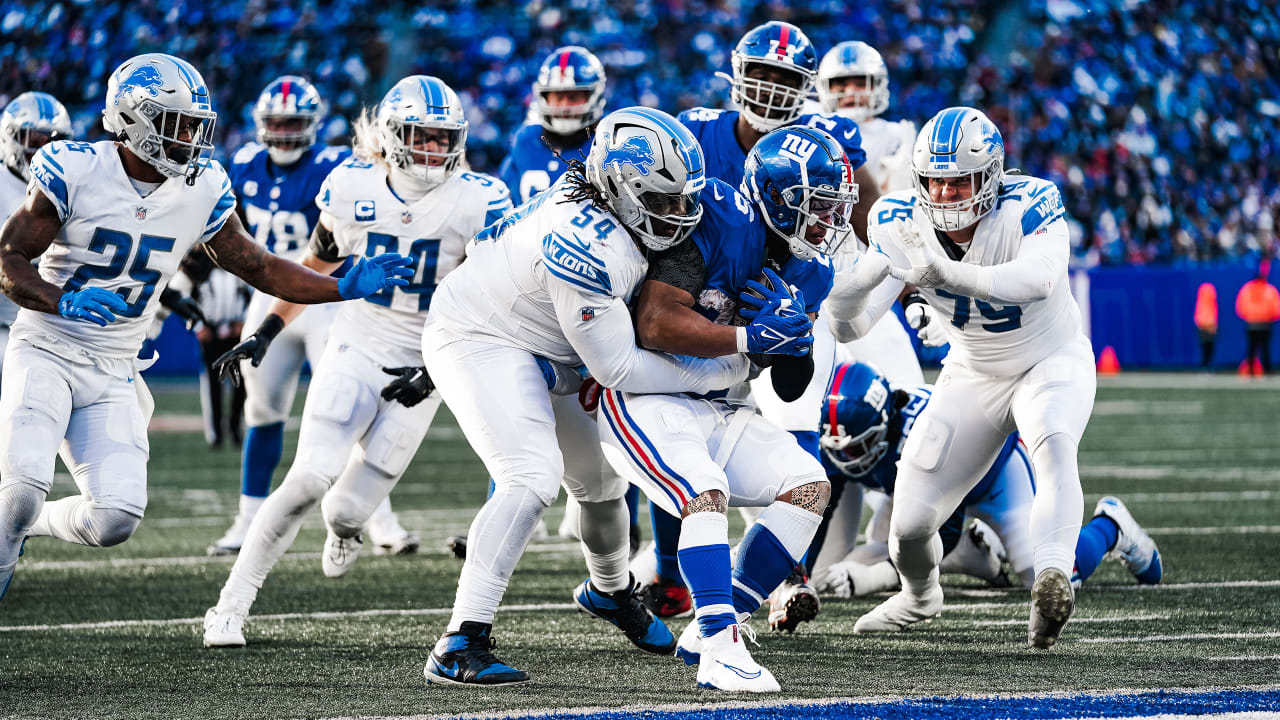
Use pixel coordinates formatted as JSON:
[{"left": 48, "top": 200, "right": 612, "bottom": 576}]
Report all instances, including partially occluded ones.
[{"left": 544, "top": 133, "right": 610, "bottom": 208}]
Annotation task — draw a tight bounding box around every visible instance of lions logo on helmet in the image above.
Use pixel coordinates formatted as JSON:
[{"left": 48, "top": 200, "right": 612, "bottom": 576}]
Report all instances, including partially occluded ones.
[
  {"left": 912, "top": 106, "right": 1006, "bottom": 231},
  {"left": 102, "top": 53, "right": 217, "bottom": 185},
  {"left": 252, "top": 75, "right": 325, "bottom": 166},
  {"left": 744, "top": 126, "right": 858, "bottom": 260},
  {"left": 819, "top": 362, "right": 893, "bottom": 477},
  {"left": 817, "top": 41, "right": 890, "bottom": 122},
  {"left": 716, "top": 22, "right": 818, "bottom": 133},
  {"left": 373, "top": 75, "right": 467, "bottom": 186},
  {"left": 0, "top": 91, "right": 72, "bottom": 180},
  {"left": 585, "top": 107, "right": 705, "bottom": 251},
  {"left": 533, "top": 46, "right": 607, "bottom": 135}
]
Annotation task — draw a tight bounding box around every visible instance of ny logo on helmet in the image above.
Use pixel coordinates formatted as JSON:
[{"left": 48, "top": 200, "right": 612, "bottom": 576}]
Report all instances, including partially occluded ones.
[
  {"left": 602, "top": 135, "right": 655, "bottom": 177},
  {"left": 769, "top": 38, "right": 805, "bottom": 61},
  {"left": 118, "top": 65, "right": 166, "bottom": 100},
  {"left": 779, "top": 133, "right": 817, "bottom": 164}
]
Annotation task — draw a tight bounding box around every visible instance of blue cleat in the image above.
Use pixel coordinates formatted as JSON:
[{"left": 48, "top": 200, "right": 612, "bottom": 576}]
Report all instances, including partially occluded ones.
[
  {"left": 424, "top": 622, "right": 529, "bottom": 686},
  {"left": 573, "top": 575, "right": 676, "bottom": 655},
  {"left": 1094, "top": 496, "right": 1163, "bottom": 585},
  {"left": 1, "top": 539, "right": 25, "bottom": 602}
]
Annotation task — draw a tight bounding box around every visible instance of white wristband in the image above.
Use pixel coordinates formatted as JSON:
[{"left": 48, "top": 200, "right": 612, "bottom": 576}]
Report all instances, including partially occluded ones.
[{"left": 736, "top": 326, "right": 750, "bottom": 353}]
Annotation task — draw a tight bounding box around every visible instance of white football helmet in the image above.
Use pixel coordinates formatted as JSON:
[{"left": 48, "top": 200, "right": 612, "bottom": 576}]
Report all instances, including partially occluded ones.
[
  {"left": 912, "top": 107, "right": 1005, "bottom": 231},
  {"left": 0, "top": 92, "right": 72, "bottom": 180},
  {"left": 375, "top": 76, "right": 466, "bottom": 185},
  {"left": 585, "top": 107, "right": 706, "bottom": 251},
  {"left": 817, "top": 41, "right": 890, "bottom": 122},
  {"left": 102, "top": 53, "right": 217, "bottom": 185}
]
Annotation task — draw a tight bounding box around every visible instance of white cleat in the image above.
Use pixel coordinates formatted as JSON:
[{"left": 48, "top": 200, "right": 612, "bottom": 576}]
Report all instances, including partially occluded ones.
[
  {"left": 366, "top": 512, "right": 420, "bottom": 556},
  {"left": 206, "top": 514, "right": 253, "bottom": 556},
  {"left": 1028, "top": 568, "right": 1075, "bottom": 649},
  {"left": 939, "top": 520, "right": 1010, "bottom": 587},
  {"left": 853, "top": 584, "right": 944, "bottom": 633},
  {"left": 1093, "top": 496, "right": 1163, "bottom": 584},
  {"left": 676, "top": 613, "right": 755, "bottom": 666},
  {"left": 322, "top": 532, "right": 363, "bottom": 578},
  {"left": 695, "top": 625, "right": 779, "bottom": 692},
  {"left": 203, "top": 607, "right": 247, "bottom": 648}
]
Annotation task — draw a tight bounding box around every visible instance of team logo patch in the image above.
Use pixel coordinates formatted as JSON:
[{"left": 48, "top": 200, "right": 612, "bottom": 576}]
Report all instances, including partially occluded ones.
[
  {"left": 135, "top": 206, "right": 148, "bottom": 221},
  {"left": 117, "top": 64, "right": 165, "bottom": 101},
  {"left": 580, "top": 307, "right": 596, "bottom": 322},
  {"left": 602, "top": 135, "right": 655, "bottom": 177},
  {"left": 401, "top": 211, "right": 413, "bottom": 225}
]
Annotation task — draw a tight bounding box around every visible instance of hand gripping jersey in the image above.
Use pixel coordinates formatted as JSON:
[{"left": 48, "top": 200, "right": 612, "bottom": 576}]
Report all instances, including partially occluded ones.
[
  {"left": 13, "top": 140, "right": 235, "bottom": 357},
  {"left": 497, "top": 123, "right": 593, "bottom": 205},
  {"left": 429, "top": 175, "right": 649, "bottom": 365},
  {"left": 316, "top": 157, "right": 511, "bottom": 367},
  {"left": 0, "top": 167, "right": 27, "bottom": 326},
  {"left": 229, "top": 142, "right": 351, "bottom": 260},
  {"left": 678, "top": 107, "right": 868, "bottom": 190},
  {"left": 858, "top": 116, "right": 917, "bottom": 194},
  {"left": 869, "top": 176, "right": 1082, "bottom": 376}
]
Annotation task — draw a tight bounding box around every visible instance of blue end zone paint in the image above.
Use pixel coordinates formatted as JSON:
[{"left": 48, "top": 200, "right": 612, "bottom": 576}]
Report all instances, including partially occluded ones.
[{"left": 485, "top": 688, "right": 1280, "bottom": 720}]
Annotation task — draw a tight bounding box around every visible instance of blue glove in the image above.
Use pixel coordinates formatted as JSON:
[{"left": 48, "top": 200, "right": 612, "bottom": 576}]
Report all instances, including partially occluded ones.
[
  {"left": 737, "top": 268, "right": 808, "bottom": 321},
  {"left": 336, "top": 253, "right": 414, "bottom": 300},
  {"left": 740, "top": 300, "right": 814, "bottom": 356},
  {"left": 58, "top": 287, "right": 129, "bottom": 326},
  {"left": 535, "top": 355, "right": 589, "bottom": 395}
]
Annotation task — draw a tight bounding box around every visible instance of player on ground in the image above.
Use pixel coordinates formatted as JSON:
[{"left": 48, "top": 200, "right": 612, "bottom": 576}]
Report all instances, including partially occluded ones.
[
  {"left": 420, "top": 107, "right": 750, "bottom": 686},
  {"left": 815, "top": 362, "right": 1163, "bottom": 598},
  {"left": 827, "top": 106, "right": 1096, "bottom": 649},
  {"left": 0, "top": 53, "right": 412, "bottom": 601},
  {"left": 0, "top": 92, "right": 72, "bottom": 379},
  {"left": 201, "top": 76, "right": 508, "bottom": 647}
]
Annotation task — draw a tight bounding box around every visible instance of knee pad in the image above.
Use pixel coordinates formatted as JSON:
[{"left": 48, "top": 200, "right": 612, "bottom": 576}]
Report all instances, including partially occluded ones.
[
  {"left": 0, "top": 483, "right": 45, "bottom": 544},
  {"left": 87, "top": 506, "right": 142, "bottom": 547},
  {"left": 321, "top": 490, "right": 371, "bottom": 538},
  {"left": 888, "top": 484, "right": 948, "bottom": 543},
  {"left": 275, "top": 469, "right": 332, "bottom": 520}
]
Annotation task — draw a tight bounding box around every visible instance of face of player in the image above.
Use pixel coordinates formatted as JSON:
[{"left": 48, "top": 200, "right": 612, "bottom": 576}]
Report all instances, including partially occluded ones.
[
  {"left": 400, "top": 126, "right": 454, "bottom": 167},
  {"left": 543, "top": 90, "right": 592, "bottom": 109},
  {"left": 154, "top": 112, "right": 209, "bottom": 165},
  {"left": 264, "top": 116, "right": 310, "bottom": 149},
  {"left": 828, "top": 76, "right": 872, "bottom": 109},
  {"left": 928, "top": 175, "right": 975, "bottom": 205},
  {"left": 742, "top": 64, "right": 808, "bottom": 121},
  {"left": 17, "top": 129, "right": 55, "bottom": 165}
]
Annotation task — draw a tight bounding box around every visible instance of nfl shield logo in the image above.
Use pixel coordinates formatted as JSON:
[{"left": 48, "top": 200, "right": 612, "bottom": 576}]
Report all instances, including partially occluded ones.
[
  {"left": 135, "top": 206, "right": 147, "bottom": 221},
  {"left": 401, "top": 211, "right": 413, "bottom": 224},
  {"left": 580, "top": 307, "right": 595, "bottom": 322}
]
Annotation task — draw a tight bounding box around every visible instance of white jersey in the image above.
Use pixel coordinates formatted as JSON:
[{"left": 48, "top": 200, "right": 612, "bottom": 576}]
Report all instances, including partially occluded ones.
[
  {"left": 859, "top": 116, "right": 916, "bottom": 194},
  {"left": 429, "top": 175, "right": 649, "bottom": 365},
  {"left": 869, "top": 175, "right": 1083, "bottom": 376},
  {"left": 318, "top": 157, "right": 511, "bottom": 367},
  {"left": 12, "top": 140, "right": 235, "bottom": 358},
  {"left": 0, "top": 167, "right": 27, "bottom": 326}
]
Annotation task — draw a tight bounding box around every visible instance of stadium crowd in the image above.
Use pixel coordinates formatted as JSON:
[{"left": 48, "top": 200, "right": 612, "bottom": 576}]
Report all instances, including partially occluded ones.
[{"left": 0, "top": 0, "right": 1276, "bottom": 264}]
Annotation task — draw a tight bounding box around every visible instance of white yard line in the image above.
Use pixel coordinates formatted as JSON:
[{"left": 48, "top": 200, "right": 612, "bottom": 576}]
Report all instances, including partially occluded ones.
[
  {"left": 1087, "top": 490, "right": 1278, "bottom": 503},
  {"left": 1081, "top": 466, "right": 1280, "bottom": 483},
  {"left": 1098, "top": 373, "right": 1280, "bottom": 390},
  {"left": 1147, "top": 525, "right": 1280, "bottom": 536},
  {"left": 1078, "top": 631, "right": 1280, "bottom": 644},
  {"left": 976, "top": 614, "right": 1168, "bottom": 627},
  {"left": 1092, "top": 400, "right": 1205, "bottom": 416}
]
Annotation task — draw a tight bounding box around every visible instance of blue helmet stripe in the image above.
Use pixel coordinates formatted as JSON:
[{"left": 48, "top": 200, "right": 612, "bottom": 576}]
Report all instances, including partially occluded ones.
[
  {"left": 842, "top": 42, "right": 856, "bottom": 66},
  {"left": 34, "top": 93, "right": 52, "bottom": 121},
  {"left": 929, "top": 107, "right": 967, "bottom": 163},
  {"left": 421, "top": 77, "right": 444, "bottom": 110},
  {"left": 622, "top": 107, "right": 704, "bottom": 178}
]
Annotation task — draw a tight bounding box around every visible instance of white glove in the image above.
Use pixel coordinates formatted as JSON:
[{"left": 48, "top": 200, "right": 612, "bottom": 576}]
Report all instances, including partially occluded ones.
[
  {"left": 887, "top": 222, "right": 993, "bottom": 299},
  {"left": 826, "top": 251, "right": 892, "bottom": 321},
  {"left": 904, "top": 301, "right": 949, "bottom": 347}
]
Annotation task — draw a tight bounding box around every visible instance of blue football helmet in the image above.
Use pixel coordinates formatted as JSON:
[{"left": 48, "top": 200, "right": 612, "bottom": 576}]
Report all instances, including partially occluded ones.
[
  {"left": 744, "top": 126, "right": 858, "bottom": 260},
  {"left": 102, "top": 53, "right": 217, "bottom": 184},
  {"left": 252, "top": 75, "right": 324, "bottom": 165},
  {"left": 533, "top": 46, "right": 607, "bottom": 135},
  {"left": 912, "top": 106, "right": 1005, "bottom": 231},
  {"left": 717, "top": 21, "right": 818, "bottom": 132},
  {"left": 819, "top": 362, "right": 893, "bottom": 477},
  {"left": 0, "top": 91, "right": 72, "bottom": 180}
]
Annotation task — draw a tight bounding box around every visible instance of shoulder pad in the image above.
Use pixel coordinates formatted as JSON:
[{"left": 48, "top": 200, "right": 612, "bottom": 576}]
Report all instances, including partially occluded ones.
[
  {"left": 231, "top": 142, "right": 265, "bottom": 166},
  {"left": 316, "top": 161, "right": 382, "bottom": 223},
  {"left": 1018, "top": 179, "right": 1065, "bottom": 236},
  {"left": 202, "top": 165, "right": 237, "bottom": 239},
  {"left": 678, "top": 107, "right": 725, "bottom": 125},
  {"left": 313, "top": 145, "right": 351, "bottom": 167},
  {"left": 871, "top": 191, "right": 917, "bottom": 226},
  {"left": 457, "top": 171, "right": 514, "bottom": 227},
  {"left": 541, "top": 229, "right": 614, "bottom": 296},
  {"left": 27, "top": 143, "right": 76, "bottom": 221},
  {"left": 704, "top": 178, "right": 756, "bottom": 223}
]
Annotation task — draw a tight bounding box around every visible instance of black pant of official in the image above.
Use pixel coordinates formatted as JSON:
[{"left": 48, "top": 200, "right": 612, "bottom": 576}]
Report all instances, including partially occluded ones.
[
  {"left": 200, "top": 334, "right": 246, "bottom": 448},
  {"left": 1245, "top": 325, "right": 1273, "bottom": 374}
]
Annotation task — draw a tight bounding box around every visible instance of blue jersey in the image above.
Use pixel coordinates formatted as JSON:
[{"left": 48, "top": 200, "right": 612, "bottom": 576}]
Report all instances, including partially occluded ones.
[
  {"left": 497, "top": 123, "right": 593, "bottom": 205},
  {"left": 677, "top": 107, "right": 868, "bottom": 191},
  {"left": 228, "top": 142, "right": 351, "bottom": 258},
  {"left": 824, "top": 385, "right": 1017, "bottom": 507}
]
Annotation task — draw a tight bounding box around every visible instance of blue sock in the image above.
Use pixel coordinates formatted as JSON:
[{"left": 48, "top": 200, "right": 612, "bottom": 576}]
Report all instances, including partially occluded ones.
[
  {"left": 678, "top": 512, "right": 735, "bottom": 637},
  {"left": 625, "top": 485, "right": 639, "bottom": 527},
  {"left": 651, "top": 502, "right": 684, "bottom": 584},
  {"left": 1073, "top": 516, "right": 1119, "bottom": 583},
  {"left": 790, "top": 430, "right": 820, "bottom": 462},
  {"left": 240, "top": 422, "right": 284, "bottom": 498},
  {"left": 733, "top": 521, "right": 801, "bottom": 615}
]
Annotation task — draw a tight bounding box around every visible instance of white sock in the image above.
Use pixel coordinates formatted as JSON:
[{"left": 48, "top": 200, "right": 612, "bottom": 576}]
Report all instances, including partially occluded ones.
[
  {"left": 576, "top": 497, "right": 630, "bottom": 593},
  {"left": 755, "top": 500, "right": 823, "bottom": 560},
  {"left": 447, "top": 483, "right": 547, "bottom": 631},
  {"left": 239, "top": 494, "right": 265, "bottom": 520}
]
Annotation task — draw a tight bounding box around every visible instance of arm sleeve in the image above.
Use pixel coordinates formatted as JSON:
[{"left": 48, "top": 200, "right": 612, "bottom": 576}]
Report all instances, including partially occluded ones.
[
  {"left": 308, "top": 220, "right": 346, "bottom": 263},
  {"left": 825, "top": 248, "right": 905, "bottom": 342},
  {"left": 548, "top": 279, "right": 748, "bottom": 395},
  {"left": 941, "top": 218, "right": 1069, "bottom": 304}
]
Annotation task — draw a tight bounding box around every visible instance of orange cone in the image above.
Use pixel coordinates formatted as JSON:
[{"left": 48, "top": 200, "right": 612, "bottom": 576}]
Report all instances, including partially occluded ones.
[
  {"left": 1239, "top": 359, "right": 1253, "bottom": 377},
  {"left": 1253, "top": 357, "right": 1264, "bottom": 376},
  {"left": 1097, "top": 346, "right": 1121, "bottom": 375}
]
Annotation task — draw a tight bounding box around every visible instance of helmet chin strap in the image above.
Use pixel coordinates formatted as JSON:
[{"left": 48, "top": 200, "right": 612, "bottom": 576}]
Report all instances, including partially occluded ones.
[
  {"left": 267, "top": 146, "right": 306, "bottom": 166},
  {"left": 389, "top": 163, "right": 436, "bottom": 203}
]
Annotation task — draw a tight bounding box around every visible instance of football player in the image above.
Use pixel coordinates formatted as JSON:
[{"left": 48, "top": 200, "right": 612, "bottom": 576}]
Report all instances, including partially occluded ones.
[
  {"left": 827, "top": 106, "right": 1096, "bottom": 649},
  {"left": 815, "top": 362, "right": 1162, "bottom": 598},
  {"left": 0, "top": 92, "right": 72, "bottom": 378},
  {"left": 420, "top": 107, "right": 750, "bottom": 686},
  {"left": 0, "top": 53, "right": 412, "bottom": 601},
  {"left": 201, "top": 76, "right": 509, "bottom": 646},
  {"left": 598, "top": 125, "right": 851, "bottom": 691}
]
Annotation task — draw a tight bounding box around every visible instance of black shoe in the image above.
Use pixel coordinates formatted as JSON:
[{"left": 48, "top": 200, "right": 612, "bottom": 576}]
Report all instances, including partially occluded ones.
[
  {"left": 573, "top": 575, "right": 676, "bottom": 655},
  {"left": 446, "top": 535, "right": 467, "bottom": 560},
  {"left": 424, "top": 622, "right": 529, "bottom": 686}
]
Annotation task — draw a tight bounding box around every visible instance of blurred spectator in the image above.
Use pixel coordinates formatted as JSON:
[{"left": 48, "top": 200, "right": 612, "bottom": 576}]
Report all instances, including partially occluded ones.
[
  {"left": 1194, "top": 282, "right": 1218, "bottom": 369},
  {"left": 1235, "top": 261, "right": 1280, "bottom": 375}
]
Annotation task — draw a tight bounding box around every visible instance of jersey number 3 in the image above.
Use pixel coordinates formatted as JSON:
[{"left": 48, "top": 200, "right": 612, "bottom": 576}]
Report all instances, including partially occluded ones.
[
  {"left": 64, "top": 228, "right": 173, "bottom": 317},
  {"left": 936, "top": 289, "right": 1022, "bottom": 333}
]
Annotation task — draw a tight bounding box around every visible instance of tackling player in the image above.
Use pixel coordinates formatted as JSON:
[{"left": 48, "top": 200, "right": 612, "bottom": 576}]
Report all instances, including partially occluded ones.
[
  {"left": 0, "top": 53, "right": 412, "bottom": 601},
  {"left": 827, "top": 106, "right": 1096, "bottom": 649}
]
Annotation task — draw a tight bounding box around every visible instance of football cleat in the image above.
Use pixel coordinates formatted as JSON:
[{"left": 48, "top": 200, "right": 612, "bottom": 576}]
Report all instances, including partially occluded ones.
[
  {"left": 445, "top": 535, "right": 467, "bottom": 560},
  {"left": 767, "top": 565, "right": 821, "bottom": 633},
  {"left": 676, "top": 612, "right": 754, "bottom": 666},
  {"left": 0, "top": 539, "right": 24, "bottom": 602},
  {"left": 424, "top": 622, "right": 529, "bottom": 686},
  {"left": 1028, "top": 568, "right": 1075, "bottom": 649},
  {"left": 642, "top": 577, "right": 693, "bottom": 619},
  {"left": 366, "top": 509, "right": 420, "bottom": 556},
  {"left": 939, "top": 520, "right": 1010, "bottom": 587},
  {"left": 203, "top": 606, "right": 247, "bottom": 648},
  {"left": 322, "top": 532, "right": 363, "bottom": 578},
  {"left": 1093, "top": 496, "right": 1162, "bottom": 584},
  {"left": 573, "top": 577, "right": 676, "bottom": 655},
  {"left": 207, "top": 513, "right": 253, "bottom": 556},
  {"left": 853, "top": 584, "right": 943, "bottom": 633},
  {"left": 696, "top": 625, "right": 780, "bottom": 693}
]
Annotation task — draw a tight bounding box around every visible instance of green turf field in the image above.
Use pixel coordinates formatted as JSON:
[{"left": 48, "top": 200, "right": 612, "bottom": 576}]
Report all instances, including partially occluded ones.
[{"left": 3, "top": 374, "right": 1279, "bottom": 719}]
